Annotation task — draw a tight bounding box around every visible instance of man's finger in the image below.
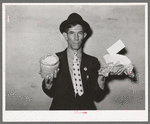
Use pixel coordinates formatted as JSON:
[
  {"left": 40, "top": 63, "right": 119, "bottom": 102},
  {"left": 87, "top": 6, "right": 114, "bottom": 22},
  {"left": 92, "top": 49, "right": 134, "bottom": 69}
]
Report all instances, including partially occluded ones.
[
  {"left": 116, "top": 69, "right": 124, "bottom": 75},
  {"left": 53, "top": 70, "right": 57, "bottom": 78},
  {"left": 124, "top": 69, "right": 128, "bottom": 75},
  {"left": 54, "top": 68, "right": 60, "bottom": 78},
  {"left": 112, "top": 65, "right": 124, "bottom": 72},
  {"left": 50, "top": 73, "right": 54, "bottom": 82},
  {"left": 44, "top": 78, "right": 49, "bottom": 84}
]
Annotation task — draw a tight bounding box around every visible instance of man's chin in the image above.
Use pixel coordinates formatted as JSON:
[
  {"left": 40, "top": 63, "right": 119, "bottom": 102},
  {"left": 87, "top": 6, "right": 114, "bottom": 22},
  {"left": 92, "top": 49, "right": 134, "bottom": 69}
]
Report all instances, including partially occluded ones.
[{"left": 71, "top": 48, "right": 80, "bottom": 51}]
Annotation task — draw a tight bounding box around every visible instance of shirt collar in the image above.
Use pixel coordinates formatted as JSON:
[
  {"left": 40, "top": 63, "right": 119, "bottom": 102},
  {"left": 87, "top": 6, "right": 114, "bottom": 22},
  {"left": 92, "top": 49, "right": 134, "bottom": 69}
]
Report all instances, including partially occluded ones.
[{"left": 67, "top": 47, "right": 82, "bottom": 59}]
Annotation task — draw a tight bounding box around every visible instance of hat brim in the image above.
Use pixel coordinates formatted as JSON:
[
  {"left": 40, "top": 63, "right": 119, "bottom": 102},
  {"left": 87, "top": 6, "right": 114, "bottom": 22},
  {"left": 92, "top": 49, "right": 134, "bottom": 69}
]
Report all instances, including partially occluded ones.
[{"left": 59, "top": 19, "right": 90, "bottom": 34}]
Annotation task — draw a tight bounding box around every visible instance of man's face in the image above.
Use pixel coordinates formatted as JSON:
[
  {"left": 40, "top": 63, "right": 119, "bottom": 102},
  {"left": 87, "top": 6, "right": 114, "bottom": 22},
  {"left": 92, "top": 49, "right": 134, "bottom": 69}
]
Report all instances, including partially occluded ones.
[{"left": 63, "top": 24, "right": 87, "bottom": 51}]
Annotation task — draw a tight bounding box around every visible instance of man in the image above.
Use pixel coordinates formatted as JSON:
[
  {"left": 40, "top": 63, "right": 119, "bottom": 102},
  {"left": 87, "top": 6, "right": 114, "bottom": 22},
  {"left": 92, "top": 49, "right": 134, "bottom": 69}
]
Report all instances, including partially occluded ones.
[{"left": 40, "top": 13, "right": 124, "bottom": 110}]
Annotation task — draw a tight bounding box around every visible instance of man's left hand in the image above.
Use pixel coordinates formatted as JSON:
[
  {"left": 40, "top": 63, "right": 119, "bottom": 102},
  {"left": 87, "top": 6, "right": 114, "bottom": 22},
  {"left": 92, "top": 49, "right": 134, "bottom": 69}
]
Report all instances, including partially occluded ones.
[
  {"left": 98, "top": 62, "right": 125, "bottom": 77},
  {"left": 110, "top": 63, "right": 125, "bottom": 75}
]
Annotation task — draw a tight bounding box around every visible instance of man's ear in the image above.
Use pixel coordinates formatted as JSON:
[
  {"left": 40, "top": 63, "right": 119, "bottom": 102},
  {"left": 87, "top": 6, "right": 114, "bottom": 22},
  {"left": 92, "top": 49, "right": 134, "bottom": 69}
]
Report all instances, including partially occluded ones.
[
  {"left": 84, "top": 32, "right": 87, "bottom": 38},
  {"left": 62, "top": 32, "right": 68, "bottom": 41}
]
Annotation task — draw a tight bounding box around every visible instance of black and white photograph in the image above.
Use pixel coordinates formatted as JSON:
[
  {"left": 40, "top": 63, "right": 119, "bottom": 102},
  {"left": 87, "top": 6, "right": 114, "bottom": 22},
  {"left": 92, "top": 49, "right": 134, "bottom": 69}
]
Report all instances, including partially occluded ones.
[{"left": 2, "top": 3, "right": 148, "bottom": 122}]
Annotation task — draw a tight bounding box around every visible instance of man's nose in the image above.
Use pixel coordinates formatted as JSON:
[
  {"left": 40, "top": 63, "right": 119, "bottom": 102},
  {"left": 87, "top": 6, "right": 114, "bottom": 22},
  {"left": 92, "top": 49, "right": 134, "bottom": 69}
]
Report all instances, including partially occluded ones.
[{"left": 74, "top": 33, "right": 79, "bottom": 41}]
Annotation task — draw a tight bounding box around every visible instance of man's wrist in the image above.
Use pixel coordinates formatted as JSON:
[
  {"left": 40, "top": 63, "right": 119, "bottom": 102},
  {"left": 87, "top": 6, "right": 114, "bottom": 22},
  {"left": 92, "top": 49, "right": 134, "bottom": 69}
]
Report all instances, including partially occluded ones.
[{"left": 98, "top": 75, "right": 105, "bottom": 90}]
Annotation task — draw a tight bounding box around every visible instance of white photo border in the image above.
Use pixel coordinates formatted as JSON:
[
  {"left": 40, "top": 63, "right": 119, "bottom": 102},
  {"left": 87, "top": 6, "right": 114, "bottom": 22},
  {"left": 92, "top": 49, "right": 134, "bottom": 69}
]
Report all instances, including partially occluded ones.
[{"left": 2, "top": 3, "right": 148, "bottom": 122}]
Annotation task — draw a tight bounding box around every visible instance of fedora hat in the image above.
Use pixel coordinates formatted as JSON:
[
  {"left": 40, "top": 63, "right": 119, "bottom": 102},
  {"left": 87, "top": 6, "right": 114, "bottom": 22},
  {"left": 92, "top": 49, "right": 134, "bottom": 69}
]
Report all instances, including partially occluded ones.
[{"left": 59, "top": 13, "right": 91, "bottom": 34}]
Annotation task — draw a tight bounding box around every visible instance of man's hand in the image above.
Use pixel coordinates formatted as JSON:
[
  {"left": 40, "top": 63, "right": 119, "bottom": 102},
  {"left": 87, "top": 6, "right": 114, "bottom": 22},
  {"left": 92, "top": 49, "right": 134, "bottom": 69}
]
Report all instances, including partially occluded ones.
[
  {"left": 110, "top": 63, "right": 125, "bottom": 75},
  {"left": 98, "top": 62, "right": 125, "bottom": 77},
  {"left": 39, "top": 68, "right": 59, "bottom": 89},
  {"left": 98, "top": 63, "right": 114, "bottom": 77}
]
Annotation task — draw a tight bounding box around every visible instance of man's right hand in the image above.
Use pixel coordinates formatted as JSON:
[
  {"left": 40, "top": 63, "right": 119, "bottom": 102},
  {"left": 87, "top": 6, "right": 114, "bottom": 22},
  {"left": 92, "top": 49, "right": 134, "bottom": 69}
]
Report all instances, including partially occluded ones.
[{"left": 39, "top": 68, "right": 59, "bottom": 89}]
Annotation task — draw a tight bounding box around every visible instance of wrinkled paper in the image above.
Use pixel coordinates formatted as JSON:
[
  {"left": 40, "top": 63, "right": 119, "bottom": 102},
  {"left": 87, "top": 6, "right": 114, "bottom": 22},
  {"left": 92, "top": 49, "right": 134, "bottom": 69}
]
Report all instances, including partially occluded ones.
[{"left": 99, "top": 54, "right": 134, "bottom": 78}]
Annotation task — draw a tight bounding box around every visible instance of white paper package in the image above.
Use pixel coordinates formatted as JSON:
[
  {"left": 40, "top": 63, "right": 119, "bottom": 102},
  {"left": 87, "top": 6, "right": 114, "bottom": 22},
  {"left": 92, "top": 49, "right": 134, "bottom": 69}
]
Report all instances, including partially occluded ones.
[
  {"left": 99, "top": 54, "right": 134, "bottom": 78},
  {"left": 99, "top": 39, "right": 134, "bottom": 78}
]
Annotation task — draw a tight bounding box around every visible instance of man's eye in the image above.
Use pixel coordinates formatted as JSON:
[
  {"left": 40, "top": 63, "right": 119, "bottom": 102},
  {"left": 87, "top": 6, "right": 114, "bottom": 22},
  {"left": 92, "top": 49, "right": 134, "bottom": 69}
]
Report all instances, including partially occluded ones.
[
  {"left": 68, "top": 32, "right": 74, "bottom": 34},
  {"left": 78, "top": 32, "right": 83, "bottom": 35}
]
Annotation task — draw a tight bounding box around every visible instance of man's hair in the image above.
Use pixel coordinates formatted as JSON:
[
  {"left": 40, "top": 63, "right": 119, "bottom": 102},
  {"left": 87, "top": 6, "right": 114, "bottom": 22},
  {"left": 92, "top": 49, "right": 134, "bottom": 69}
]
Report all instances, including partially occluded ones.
[{"left": 64, "top": 23, "right": 85, "bottom": 33}]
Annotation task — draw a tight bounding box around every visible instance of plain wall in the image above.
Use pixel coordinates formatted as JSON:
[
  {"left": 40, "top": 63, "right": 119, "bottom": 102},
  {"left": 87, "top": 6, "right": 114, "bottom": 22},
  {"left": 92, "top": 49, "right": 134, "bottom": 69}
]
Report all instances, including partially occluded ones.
[{"left": 5, "top": 5, "right": 145, "bottom": 110}]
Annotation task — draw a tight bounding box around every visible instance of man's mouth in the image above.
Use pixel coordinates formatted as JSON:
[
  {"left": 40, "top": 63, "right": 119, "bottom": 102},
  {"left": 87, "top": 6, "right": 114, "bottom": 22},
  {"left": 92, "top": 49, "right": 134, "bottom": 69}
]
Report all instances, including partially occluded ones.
[{"left": 73, "top": 43, "right": 79, "bottom": 45}]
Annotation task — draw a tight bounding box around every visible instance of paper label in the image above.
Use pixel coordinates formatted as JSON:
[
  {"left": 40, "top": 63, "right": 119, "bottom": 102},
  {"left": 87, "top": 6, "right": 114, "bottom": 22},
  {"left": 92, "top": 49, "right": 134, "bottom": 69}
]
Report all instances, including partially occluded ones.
[{"left": 107, "top": 39, "right": 125, "bottom": 55}]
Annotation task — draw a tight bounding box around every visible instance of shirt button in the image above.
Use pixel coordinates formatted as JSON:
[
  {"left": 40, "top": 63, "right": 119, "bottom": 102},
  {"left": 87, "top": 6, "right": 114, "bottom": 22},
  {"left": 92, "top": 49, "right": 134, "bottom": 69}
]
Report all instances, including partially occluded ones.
[
  {"left": 84, "top": 67, "right": 87, "bottom": 71},
  {"left": 87, "top": 75, "right": 89, "bottom": 79}
]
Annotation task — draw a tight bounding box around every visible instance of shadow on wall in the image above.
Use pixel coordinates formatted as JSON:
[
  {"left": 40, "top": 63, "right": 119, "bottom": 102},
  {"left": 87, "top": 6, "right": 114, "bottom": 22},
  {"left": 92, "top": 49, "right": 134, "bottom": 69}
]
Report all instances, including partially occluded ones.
[
  {"left": 81, "top": 22, "right": 93, "bottom": 49},
  {"left": 105, "top": 68, "right": 138, "bottom": 92}
]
